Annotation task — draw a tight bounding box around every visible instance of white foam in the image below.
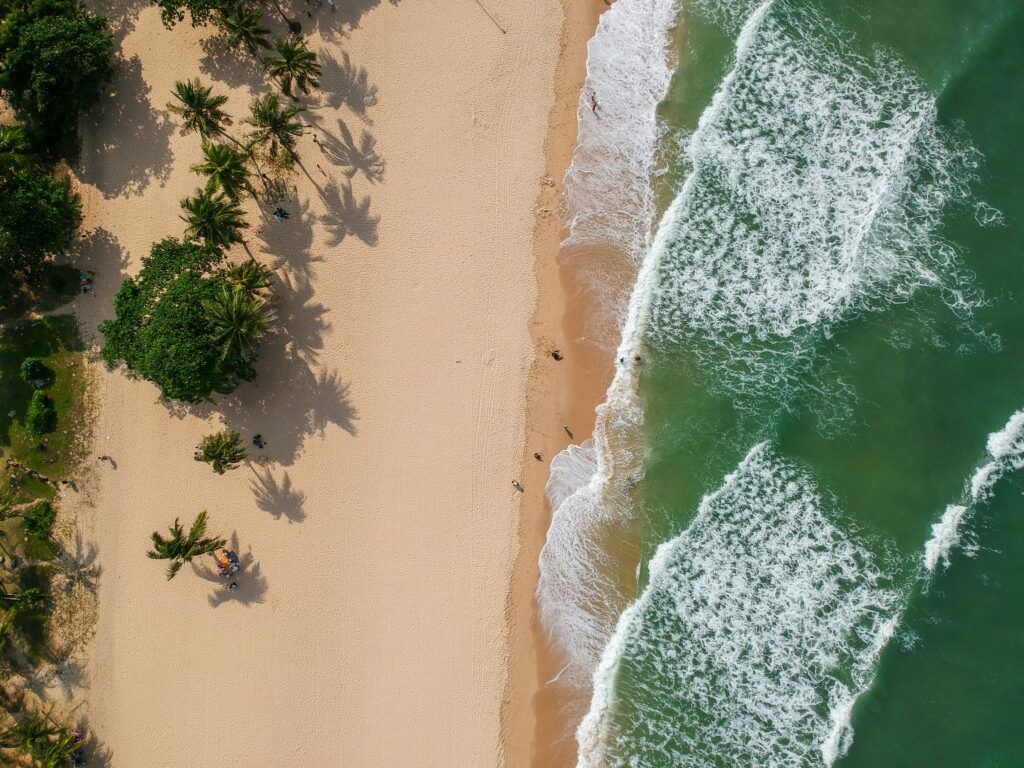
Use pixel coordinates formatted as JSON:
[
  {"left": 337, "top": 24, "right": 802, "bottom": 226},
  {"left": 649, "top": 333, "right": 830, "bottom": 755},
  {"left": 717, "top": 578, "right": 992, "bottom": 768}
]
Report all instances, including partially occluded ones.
[
  {"left": 923, "top": 504, "right": 968, "bottom": 572},
  {"left": 537, "top": 0, "right": 680, "bottom": 688},
  {"left": 562, "top": 0, "right": 679, "bottom": 261},
  {"left": 647, "top": 0, "right": 982, "bottom": 397},
  {"left": 923, "top": 409, "right": 1024, "bottom": 572},
  {"left": 576, "top": 444, "right": 901, "bottom": 768}
]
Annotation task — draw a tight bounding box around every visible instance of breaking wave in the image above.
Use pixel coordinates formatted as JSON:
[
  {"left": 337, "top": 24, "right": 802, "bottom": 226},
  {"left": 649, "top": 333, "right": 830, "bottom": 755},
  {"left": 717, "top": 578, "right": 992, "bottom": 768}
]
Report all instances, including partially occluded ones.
[{"left": 577, "top": 444, "right": 902, "bottom": 768}]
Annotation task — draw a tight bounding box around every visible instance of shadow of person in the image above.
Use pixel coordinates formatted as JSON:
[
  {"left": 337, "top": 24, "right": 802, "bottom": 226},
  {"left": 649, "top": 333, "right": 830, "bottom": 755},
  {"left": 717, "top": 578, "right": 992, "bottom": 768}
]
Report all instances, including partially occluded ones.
[
  {"left": 317, "top": 50, "right": 378, "bottom": 119},
  {"left": 255, "top": 198, "right": 322, "bottom": 279},
  {"left": 319, "top": 178, "right": 379, "bottom": 247},
  {"left": 249, "top": 466, "right": 307, "bottom": 523},
  {"left": 198, "top": 35, "right": 265, "bottom": 92},
  {"left": 321, "top": 120, "right": 384, "bottom": 184},
  {"left": 192, "top": 533, "right": 269, "bottom": 607},
  {"left": 79, "top": 55, "right": 174, "bottom": 198}
]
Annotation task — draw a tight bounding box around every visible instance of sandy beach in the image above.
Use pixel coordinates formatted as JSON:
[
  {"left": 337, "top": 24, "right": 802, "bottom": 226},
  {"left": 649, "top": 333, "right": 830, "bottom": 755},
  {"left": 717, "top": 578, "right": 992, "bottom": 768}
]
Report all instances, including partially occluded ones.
[{"left": 65, "top": 0, "right": 596, "bottom": 764}]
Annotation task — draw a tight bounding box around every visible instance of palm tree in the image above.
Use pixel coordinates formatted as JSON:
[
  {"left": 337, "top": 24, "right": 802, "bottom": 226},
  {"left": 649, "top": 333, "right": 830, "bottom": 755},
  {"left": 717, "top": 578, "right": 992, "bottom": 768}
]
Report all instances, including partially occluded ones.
[
  {"left": 181, "top": 188, "right": 250, "bottom": 254},
  {"left": 219, "top": 5, "right": 271, "bottom": 56},
  {"left": 195, "top": 429, "right": 248, "bottom": 474},
  {"left": 192, "top": 142, "right": 253, "bottom": 200},
  {"left": 244, "top": 92, "right": 305, "bottom": 162},
  {"left": 225, "top": 261, "right": 274, "bottom": 295},
  {"left": 203, "top": 284, "right": 268, "bottom": 361},
  {"left": 147, "top": 511, "right": 225, "bottom": 580},
  {"left": 167, "top": 79, "right": 236, "bottom": 143},
  {"left": 264, "top": 36, "right": 321, "bottom": 100}
]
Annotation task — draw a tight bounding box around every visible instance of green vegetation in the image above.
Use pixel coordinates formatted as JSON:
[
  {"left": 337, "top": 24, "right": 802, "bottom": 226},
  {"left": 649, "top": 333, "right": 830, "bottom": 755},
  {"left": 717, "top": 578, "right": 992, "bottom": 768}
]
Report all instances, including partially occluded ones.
[
  {"left": 167, "top": 78, "right": 236, "bottom": 142},
  {"left": 0, "top": 709, "right": 84, "bottom": 768},
  {"left": 221, "top": 4, "right": 270, "bottom": 56},
  {"left": 19, "top": 358, "right": 54, "bottom": 388},
  {"left": 195, "top": 429, "right": 248, "bottom": 474},
  {"left": 99, "top": 238, "right": 270, "bottom": 402},
  {"left": 147, "top": 511, "right": 226, "bottom": 580},
  {"left": 1, "top": 316, "right": 86, "bottom": 475},
  {"left": 264, "top": 35, "right": 321, "bottom": 99},
  {"left": 21, "top": 501, "right": 54, "bottom": 542},
  {"left": 25, "top": 392, "right": 56, "bottom": 435},
  {"left": 0, "top": 169, "right": 81, "bottom": 312},
  {"left": 245, "top": 92, "right": 304, "bottom": 163},
  {"left": 192, "top": 141, "right": 253, "bottom": 199},
  {"left": 181, "top": 187, "right": 250, "bottom": 253},
  {"left": 0, "top": 0, "right": 114, "bottom": 159}
]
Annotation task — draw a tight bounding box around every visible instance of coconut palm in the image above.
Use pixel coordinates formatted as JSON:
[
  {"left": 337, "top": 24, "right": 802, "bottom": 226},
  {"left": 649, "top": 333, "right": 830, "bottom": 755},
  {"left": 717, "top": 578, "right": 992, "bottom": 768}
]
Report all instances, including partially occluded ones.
[
  {"left": 225, "top": 260, "right": 274, "bottom": 295},
  {"left": 244, "top": 92, "right": 305, "bottom": 162},
  {"left": 167, "top": 79, "right": 236, "bottom": 143},
  {"left": 195, "top": 429, "right": 248, "bottom": 474},
  {"left": 203, "top": 284, "right": 268, "bottom": 361},
  {"left": 147, "top": 511, "right": 225, "bottom": 580},
  {"left": 181, "top": 188, "right": 250, "bottom": 254},
  {"left": 219, "top": 5, "right": 271, "bottom": 57},
  {"left": 264, "top": 36, "right": 321, "bottom": 99},
  {"left": 192, "top": 142, "right": 253, "bottom": 200}
]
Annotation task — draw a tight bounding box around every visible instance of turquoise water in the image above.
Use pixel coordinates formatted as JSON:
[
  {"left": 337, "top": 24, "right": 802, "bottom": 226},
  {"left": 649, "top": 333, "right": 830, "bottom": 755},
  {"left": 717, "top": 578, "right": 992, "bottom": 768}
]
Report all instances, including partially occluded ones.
[{"left": 543, "top": 0, "right": 1024, "bottom": 765}]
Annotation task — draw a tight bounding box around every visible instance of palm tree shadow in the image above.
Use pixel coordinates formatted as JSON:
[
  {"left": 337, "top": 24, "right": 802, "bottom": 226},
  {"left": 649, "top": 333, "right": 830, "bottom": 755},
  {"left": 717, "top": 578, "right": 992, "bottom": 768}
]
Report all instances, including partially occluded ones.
[
  {"left": 249, "top": 466, "right": 307, "bottom": 523},
  {"left": 199, "top": 35, "right": 265, "bottom": 92},
  {"left": 317, "top": 51, "right": 378, "bottom": 119},
  {"left": 255, "top": 198, "right": 323, "bottom": 277},
  {"left": 319, "top": 178, "right": 379, "bottom": 246},
  {"left": 76, "top": 716, "right": 113, "bottom": 767},
  {"left": 191, "top": 533, "right": 268, "bottom": 607},
  {"left": 321, "top": 120, "right": 384, "bottom": 184},
  {"left": 80, "top": 54, "right": 174, "bottom": 198}
]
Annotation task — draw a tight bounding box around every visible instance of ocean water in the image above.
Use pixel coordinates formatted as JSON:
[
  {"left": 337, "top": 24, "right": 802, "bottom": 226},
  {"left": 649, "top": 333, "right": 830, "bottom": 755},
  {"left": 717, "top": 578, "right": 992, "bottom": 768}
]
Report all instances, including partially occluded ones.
[{"left": 539, "top": 0, "right": 1024, "bottom": 765}]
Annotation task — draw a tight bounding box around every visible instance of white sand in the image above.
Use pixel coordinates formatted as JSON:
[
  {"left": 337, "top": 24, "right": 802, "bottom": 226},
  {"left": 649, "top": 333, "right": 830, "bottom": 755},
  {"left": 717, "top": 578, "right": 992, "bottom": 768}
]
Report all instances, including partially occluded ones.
[{"left": 72, "top": 0, "right": 562, "bottom": 764}]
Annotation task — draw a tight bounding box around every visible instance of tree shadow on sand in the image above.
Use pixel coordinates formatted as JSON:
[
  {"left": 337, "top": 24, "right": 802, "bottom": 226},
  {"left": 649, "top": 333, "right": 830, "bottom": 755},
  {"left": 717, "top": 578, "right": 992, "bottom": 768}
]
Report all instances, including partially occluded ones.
[
  {"left": 191, "top": 532, "right": 269, "bottom": 607},
  {"left": 198, "top": 35, "right": 265, "bottom": 92},
  {"left": 79, "top": 55, "right": 174, "bottom": 198},
  {"left": 255, "top": 199, "right": 323, "bottom": 278},
  {"left": 320, "top": 120, "right": 384, "bottom": 184},
  {"left": 317, "top": 51, "right": 378, "bottom": 119},
  {"left": 288, "top": 0, "right": 399, "bottom": 41},
  {"left": 249, "top": 466, "right": 306, "bottom": 523},
  {"left": 320, "top": 178, "right": 379, "bottom": 246}
]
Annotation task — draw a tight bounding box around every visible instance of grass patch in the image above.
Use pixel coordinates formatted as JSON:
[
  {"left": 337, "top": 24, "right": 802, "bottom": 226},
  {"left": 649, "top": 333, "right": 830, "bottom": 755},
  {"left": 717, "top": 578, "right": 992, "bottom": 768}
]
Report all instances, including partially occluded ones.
[{"left": 0, "top": 315, "right": 87, "bottom": 481}]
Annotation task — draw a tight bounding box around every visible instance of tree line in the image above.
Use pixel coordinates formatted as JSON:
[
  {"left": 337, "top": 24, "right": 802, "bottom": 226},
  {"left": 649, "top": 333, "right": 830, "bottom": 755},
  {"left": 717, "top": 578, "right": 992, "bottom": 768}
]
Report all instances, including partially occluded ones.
[{"left": 0, "top": 0, "right": 113, "bottom": 311}]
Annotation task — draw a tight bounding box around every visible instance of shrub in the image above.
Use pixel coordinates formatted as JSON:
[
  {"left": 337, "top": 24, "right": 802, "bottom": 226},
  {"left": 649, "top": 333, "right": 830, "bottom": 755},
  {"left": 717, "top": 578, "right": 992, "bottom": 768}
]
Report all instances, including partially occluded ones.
[
  {"left": 19, "top": 356, "right": 55, "bottom": 387},
  {"left": 23, "top": 501, "right": 55, "bottom": 541},
  {"left": 26, "top": 390, "right": 56, "bottom": 433}
]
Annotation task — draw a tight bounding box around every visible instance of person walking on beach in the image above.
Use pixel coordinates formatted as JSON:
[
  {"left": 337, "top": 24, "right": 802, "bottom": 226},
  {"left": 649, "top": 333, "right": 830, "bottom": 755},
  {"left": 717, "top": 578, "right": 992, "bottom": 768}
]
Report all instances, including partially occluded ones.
[
  {"left": 551, "top": 349, "right": 563, "bottom": 361},
  {"left": 590, "top": 92, "right": 599, "bottom": 112},
  {"left": 563, "top": 425, "right": 574, "bottom": 439},
  {"left": 512, "top": 480, "right": 524, "bottom": 492},
  {"left": 534, "top": 452, "right": 543, "bottom": 461}
]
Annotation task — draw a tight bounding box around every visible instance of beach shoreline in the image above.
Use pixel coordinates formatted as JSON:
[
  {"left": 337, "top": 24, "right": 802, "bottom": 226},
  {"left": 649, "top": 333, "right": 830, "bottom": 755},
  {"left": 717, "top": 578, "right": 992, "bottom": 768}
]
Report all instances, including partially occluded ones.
[{"left": 502, "top": 1, "right": 615, "bottom": 766}]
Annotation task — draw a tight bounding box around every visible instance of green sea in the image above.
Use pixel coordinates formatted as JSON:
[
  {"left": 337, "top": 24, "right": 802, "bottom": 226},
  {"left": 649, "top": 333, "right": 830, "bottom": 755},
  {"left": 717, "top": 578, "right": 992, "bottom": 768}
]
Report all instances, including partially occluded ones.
[{"left": 539, "top": 0, "right": 1024, "bottom": 765}]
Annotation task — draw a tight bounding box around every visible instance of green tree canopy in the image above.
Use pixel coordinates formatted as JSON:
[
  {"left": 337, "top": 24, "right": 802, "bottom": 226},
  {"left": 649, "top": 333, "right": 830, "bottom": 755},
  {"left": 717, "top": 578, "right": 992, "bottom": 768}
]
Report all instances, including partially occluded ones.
[
  {"left": 264, "top": 35, "right": 320, "bottom": 99},
  {"left": 244, "top": 91, "right": 304, "bottom": 162},
  {"left": 98, "top": 238, "right": 262, "bottom": 402},
  {"left": 0, "top": 4, "right": 114, "bottom": 158},
  {"left": 0, "top": 169, "right": 80, "bottom": 306},
  {"left": 151, "top": 0, "right": 227, "bottom": 28}
]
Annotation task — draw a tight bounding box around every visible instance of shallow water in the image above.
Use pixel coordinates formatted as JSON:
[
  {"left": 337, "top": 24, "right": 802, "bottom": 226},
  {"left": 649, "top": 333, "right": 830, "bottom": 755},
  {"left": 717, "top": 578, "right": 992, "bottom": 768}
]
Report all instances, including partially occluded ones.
[{"left": 540, "top": 0, "right": 1024, "bottom": 764}]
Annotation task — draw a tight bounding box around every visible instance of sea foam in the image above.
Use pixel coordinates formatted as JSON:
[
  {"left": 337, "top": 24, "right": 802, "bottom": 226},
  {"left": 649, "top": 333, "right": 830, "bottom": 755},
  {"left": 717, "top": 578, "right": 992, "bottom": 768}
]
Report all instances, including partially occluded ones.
[
  {"left": 538, "top": 0, "right": 679, "bottom": 688},
  {"left": 577, "top": 444, "right": 901, "bottom": 768},
  {"left": 647, "top": 0, "right": 982, "bottom": 400},
  {"left": 923, "top": 409, "right": 1024, "bottom": 572}
]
